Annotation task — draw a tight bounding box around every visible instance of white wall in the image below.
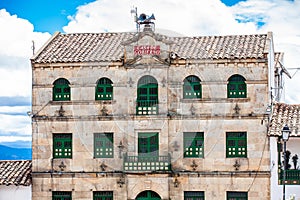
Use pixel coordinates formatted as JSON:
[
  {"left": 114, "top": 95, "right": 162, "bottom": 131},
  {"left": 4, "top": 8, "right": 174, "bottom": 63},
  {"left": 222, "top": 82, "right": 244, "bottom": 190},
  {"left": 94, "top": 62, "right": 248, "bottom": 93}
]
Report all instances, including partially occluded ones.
[
  {"left": 0, "top": 185, "right": 31, "bottom": 200},
  {"left": 270, "top": 137, "right": 300, "bottom": 200}
]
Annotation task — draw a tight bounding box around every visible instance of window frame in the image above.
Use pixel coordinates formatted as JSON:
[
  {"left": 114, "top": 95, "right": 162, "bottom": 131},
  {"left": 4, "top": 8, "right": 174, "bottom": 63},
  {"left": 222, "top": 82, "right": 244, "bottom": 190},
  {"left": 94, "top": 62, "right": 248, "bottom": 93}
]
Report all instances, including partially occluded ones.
[
  {"left": 52, "top": 191, "right": 72, "bottom": 200},
  {"left": 53, "top": 78, "right": 71, "bottom": 101},
  {"left": 227, "top": 191, "right": 248, "bottom": 200},
  {"left": 53, "top": 133, "right": 72, "bottom": 159},
  {"left": 183, "top": 75, "right": 202, "bottom": 99},
  {"left": 94, "top": 133, "right": 114, "bottom": 158},
  {"left": 183, "top": 132, "right": 204, "bottom": 158},
  {"left": 227, "top": 74, "right": 246, "bottom": 98},
  {"left": 136, "top": 75, "right": 158, "bottom": 115},
  {"left": 226, "top": 132, "right": 247, "bottom": 158},
  {"left": 184, "top": 191, "right": 205, "bottom": 200},
  {"left": 138, "top": 132, "right": 159, "bottom": 158},
  {"left": 93, "top": 191, "right": 113, "bottom": 200},
  {"left": 95, "top": 78, "right": 113, "bottom": 101}
]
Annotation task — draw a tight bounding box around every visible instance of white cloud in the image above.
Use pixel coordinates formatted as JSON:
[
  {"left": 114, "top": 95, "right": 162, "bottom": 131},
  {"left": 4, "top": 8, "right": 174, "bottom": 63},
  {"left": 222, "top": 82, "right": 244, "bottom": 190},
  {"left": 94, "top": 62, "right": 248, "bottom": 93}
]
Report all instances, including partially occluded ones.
[{"left": 0, "top": 9, "right": 51, "bottom": 143}]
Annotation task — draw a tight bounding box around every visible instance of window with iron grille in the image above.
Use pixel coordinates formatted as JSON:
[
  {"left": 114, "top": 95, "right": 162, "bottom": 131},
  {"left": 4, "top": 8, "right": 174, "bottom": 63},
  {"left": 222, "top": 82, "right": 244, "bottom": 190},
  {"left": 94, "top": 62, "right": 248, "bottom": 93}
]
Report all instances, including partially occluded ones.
[
  {"left": 227, "top": 74, "right": 246, "bottom": 98},
  {"left": 53, "top": 78, "right": 71, "bottom": 101},
  {"left": 227, "top": 191, "right": 248, "bottom": 200},
  {"left": 184, "top": 191, "right": 205, "bottom": 200},
  {"left": 94, "top": 133, "right": 113, "bottom": 158},
  {"left": 52, "top": 191, "right": 72, "bottom": 200},
  {"left": 183, "top": 75, "right": 202, "bottom": 99},
  {"left": 184, "top": 132, "right": 204, "bottom": 158},
  {"left": 53, "top": 134, "right": 72, "bottom": 159},
  {"left": 95, "top": 78, "right": 113, "bottom": 100},
  {"left": 226, "top": 132, "right": 247, "bottom": 158},
  {"left": 136, "top": 75, "right": 158, "bottom": 115},
  {"left": 93, "top": 191, "right": 113, "bottom": 200}
]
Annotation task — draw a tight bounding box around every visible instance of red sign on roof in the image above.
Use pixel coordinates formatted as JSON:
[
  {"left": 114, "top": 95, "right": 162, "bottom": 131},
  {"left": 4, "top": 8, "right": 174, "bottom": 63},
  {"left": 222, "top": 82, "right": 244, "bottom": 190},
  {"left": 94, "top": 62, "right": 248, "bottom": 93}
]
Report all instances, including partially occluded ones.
[{"left": 134, "top": 45, "right": 160, "bottom": 55}]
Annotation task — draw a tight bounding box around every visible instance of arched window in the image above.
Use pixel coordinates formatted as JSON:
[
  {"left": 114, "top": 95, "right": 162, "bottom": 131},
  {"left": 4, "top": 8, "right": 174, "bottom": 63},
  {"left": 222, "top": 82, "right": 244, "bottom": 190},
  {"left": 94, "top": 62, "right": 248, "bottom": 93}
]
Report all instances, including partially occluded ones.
[
  {"left": 95, "top": 78, "right": 113, "bottom": 100},
  {"left": 53, "top": 78, "right": 70, "bottom": 101},
  {"left": 227, "top": 74, "right": 246, "bottom": 98},
  {"left": 183, "top": 75, "right": 202, "bottom": 99},
  {"left": 136, "top": 75, "right": 158, "bottom": 115},
  {"left": 136, "top": 190, "right": 161, "bottom": 200}
]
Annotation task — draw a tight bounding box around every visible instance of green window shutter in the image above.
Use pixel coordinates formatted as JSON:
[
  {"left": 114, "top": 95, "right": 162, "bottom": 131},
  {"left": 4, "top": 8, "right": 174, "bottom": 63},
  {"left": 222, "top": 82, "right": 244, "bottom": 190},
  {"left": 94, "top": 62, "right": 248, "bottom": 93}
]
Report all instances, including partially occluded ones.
[
  {"left": 96, "top": 78, "right": 113, "bottom": 100},
  {"left": 52, "top": 191, "right": 72, "bottom": 200},
  {"left": 138, "top": 133, "right": 159, "bottom": 158},
  {"left": 93, "top": 191, "right": 113, "bottom": 200},
  {"left": 137, "top": 76, "right": 158, "bottom": 115},
  {"left": 227, "top": 75, "right": 246, "bottom": 98},
  {"left": 53, "top": 134, "right": 72, "bottom": 159},
  {"left": 184, "top": 132, "right": 204, "bottom": 158},
  {"left": 184, "top": 191, "right": 205, "bottom": 200},
  {"left": 53, "top": 78, "right": 71, "bottom": 101},
  {"left": 183, "top": 76, "right": 202, "bottom": 99},
  {"left": 226, "top": 132, "right": 247, "bottom": 158},
  {"left": 136, "top": 191, "right": 161, "bottom": 200},
  {"left": 227, "top": 192, "right": 248, "bottom": 200},
  {"left": 94, "top": 133, "right": 113, "bottom": 158}
]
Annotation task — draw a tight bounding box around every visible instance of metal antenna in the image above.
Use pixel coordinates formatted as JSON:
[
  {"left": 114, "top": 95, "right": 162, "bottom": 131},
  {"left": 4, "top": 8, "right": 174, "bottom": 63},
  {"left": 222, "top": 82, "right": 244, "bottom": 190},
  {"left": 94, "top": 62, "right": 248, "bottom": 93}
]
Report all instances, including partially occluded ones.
[
  {"left": 31, "top": 40, "right": 35, "bottom": 55},
  {"left": 130, "top": 6, "right": 138, "bottom": 32}
]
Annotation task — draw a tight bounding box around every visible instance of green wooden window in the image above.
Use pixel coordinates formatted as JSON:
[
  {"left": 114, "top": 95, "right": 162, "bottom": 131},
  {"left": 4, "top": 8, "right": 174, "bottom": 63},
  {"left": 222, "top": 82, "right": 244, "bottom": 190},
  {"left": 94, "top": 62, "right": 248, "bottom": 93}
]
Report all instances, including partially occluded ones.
[
  {"left": 136, "top": 191, "right": 161, "bottom": 200},
  {"left": 184, "top": 132, "right": 204, "bottom": 158},
  {"left": 52, "top": 191, "right": 72, "bottom": 200},
  {"left": 93, "top": 191, "right": 113, "bottom": 200},
  {"left": 138, "top": 133, "right": 159, "bottom": 158},
  {"left": 53, "top": 134, "right": 72, "bottom": 159},
  {"left": 226, "top": 132, "right": 247, "bottom": 158},
  {"left": 94, "top": 133, "right": 113, "bottom": 158},
  {"left": 227, "top": 192, "right": 248, "bottom": 200},
  {"left": 96, "top": 78, "right": 113, "bottom": 100},
  {"left": 137, "top": 75, "right": 158, "bottom": 115},
  {"left": 183, "top": 75, "right": 202, "bottom": 99},
  {"left": 53, "top": 78, "right": 71, "bottom": 101},
  {"left": 227, "top": 74, "right": 246, "bottom": 98},
  {"left": 184, "top": 191, "right": 205, "bottom": 200}
]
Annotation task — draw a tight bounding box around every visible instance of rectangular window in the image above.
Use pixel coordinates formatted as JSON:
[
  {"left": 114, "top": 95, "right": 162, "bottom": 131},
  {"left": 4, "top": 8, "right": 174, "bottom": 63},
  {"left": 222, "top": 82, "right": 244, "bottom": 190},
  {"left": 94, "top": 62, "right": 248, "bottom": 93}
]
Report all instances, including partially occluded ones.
[
  {"left": 227, "top": 191, "right": 248, "bottom": 200},
  {"left": 94, "top": 133, "right": 113, "bottom": 158},
  {"left": 52, "top": 191, "right": 72, "bottom": 200},
  {"left": 93, "top": 191, "right": 113, "bottom": 200},
  {"left": 184, "top": 191, "right": 205, "bottom": 200},
  {"left": 138, "top": 132, "right": 159, "bottom": 158},
  {"left": 184, "top": 132, "right": 204, "bottom": 158},
  {"left": 226, "top": 132, "right": 247, "bottom": 158},
  {"left": 53, "top": 134, "right": 72, "bottom": 159}
]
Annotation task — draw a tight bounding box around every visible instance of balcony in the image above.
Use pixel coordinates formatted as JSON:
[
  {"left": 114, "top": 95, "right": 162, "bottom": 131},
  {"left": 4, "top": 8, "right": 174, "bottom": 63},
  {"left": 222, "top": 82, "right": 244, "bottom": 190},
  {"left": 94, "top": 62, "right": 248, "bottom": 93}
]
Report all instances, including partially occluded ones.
[
  {"left": 279, "top": 169, "right": 300, "bottom": 185},
  {"left": 136, "top": 100, "right": 158, "bottom": 115},
  {"left": 123, "top": 153, "right": 171, "bottom": 172}
]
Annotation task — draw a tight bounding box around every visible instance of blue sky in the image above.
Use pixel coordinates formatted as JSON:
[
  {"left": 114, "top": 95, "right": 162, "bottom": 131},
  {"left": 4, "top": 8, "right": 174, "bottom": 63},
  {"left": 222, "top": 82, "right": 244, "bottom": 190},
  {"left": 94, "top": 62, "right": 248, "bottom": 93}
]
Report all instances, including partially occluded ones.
[
  {"left": 0, "top": 0, "right": 95, "bottom": 33},
  {"left": 0, "top": 0, "right": 299, "bottom": 148}
]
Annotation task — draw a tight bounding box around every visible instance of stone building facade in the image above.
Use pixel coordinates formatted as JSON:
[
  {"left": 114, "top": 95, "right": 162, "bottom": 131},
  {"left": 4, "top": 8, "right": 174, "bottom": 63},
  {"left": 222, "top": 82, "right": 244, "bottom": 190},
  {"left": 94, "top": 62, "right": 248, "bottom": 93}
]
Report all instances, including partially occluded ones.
[{"left": 30, "top": 22, "right": 278, "bottom": 199}]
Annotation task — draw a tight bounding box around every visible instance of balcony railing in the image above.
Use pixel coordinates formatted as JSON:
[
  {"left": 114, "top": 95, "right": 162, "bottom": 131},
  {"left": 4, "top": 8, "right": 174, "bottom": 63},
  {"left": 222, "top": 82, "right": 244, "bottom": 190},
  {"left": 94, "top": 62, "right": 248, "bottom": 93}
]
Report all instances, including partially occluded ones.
[
  {"left": 279, "top": 169, "right": 300, "bottom": 185},
  {"left": 123, "top": 153, "right": 171, "bottom": 172},
  {"left": 136, "top": 100, "right": 158, "bottom": 115}
]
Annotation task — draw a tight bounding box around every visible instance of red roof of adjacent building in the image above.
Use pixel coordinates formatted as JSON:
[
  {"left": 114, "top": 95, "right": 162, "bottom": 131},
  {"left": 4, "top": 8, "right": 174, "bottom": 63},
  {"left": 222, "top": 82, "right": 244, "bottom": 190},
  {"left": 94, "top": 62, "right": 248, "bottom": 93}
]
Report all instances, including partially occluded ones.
[
  {"left": 0, "top": 160, "right": 32, "bottom": 186},
  {"left": 269, "top": 102, "right": 300, "bottom": 137}
]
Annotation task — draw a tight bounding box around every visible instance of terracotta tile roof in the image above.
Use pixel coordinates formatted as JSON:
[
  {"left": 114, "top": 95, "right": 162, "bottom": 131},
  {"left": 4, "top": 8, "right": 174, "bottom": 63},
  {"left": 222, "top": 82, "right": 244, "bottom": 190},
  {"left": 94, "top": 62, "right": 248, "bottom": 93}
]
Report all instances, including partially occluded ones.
[
  {"left": 0, "top": 160, "right": 32, "bottom": 186},
  {"left": 269, "top": 102, "right": 300, "bottom": 137},
  {"left": 31, "top": 32, "right": 269, "bottom": 64}
]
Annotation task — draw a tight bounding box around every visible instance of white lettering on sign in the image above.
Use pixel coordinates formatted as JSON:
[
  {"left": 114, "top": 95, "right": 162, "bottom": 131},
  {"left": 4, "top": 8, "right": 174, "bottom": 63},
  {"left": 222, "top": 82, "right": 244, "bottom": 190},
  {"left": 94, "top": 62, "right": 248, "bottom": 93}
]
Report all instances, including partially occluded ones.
[{"left": 134, "top": 45, "right": 160, "bottom": 55}]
